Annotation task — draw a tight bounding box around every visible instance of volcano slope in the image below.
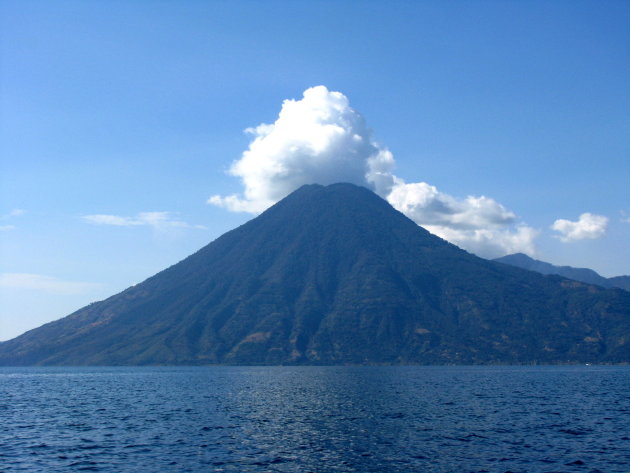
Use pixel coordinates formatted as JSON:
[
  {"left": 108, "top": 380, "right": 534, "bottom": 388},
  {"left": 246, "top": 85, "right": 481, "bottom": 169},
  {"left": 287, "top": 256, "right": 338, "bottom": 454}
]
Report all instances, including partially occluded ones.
[{"left": 1, "top": 183, "right": 628, "bottom": 365}]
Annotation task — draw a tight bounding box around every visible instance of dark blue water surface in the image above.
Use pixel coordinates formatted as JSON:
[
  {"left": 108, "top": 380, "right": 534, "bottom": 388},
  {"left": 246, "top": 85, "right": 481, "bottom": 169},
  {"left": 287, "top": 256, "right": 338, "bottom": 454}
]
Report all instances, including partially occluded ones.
[{"left": 1, "top": 366, "right": 628, "bottom": 473}]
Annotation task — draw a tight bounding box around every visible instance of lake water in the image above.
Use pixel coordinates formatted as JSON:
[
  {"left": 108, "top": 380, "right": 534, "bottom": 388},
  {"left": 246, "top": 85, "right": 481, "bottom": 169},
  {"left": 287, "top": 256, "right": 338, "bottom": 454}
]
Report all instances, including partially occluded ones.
[{"left": 1, "top": 366, "right": 628, "bottom": 472}]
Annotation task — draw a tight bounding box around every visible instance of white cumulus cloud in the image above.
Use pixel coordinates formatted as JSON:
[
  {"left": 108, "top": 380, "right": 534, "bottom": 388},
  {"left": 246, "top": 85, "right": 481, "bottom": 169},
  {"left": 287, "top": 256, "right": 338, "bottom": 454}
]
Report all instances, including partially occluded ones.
[
  {"left": 208, "top": 85, "right": 538, "bottom": 258},
  {"left": 208, "top": 85, "right": 395, "bottom": 212},
  {"left": 424, "top": 225, "right": 539, "bottom": 258},
  {"left": 82, "top": 212, "right": 205, "bottom": 230},
  {"left": 551, "top": 213, "right": 608, "bottom": 242},
  {"left": 386, "top": 180, "right": 516, "bottom": 230},
  {"left": 0, "top": 273, "right": 101, "bottom": 295},
  {"left": 385, "top": 179, "right": 538, "bottom": 258}
]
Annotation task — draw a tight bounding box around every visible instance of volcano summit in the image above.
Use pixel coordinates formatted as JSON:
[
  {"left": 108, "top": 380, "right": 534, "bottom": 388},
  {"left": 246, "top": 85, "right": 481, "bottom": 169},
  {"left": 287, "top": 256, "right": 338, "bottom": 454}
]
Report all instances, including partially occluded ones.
[{"left": 1, "top": 183, "right": 628, "bottom": 365}]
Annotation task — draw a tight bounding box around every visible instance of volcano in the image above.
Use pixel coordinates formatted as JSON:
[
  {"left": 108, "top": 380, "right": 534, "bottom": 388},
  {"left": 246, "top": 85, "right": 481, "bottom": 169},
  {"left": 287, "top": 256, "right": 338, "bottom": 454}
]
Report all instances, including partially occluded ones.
[{"left": 1, "top": 183, "right": 628, "bottom": 365}]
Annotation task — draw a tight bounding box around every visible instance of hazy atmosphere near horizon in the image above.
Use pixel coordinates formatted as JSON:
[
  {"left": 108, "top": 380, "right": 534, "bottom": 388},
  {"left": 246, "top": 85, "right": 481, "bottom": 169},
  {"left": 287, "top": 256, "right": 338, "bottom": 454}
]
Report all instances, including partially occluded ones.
[{"left": 1, "top": 0, "right": 629, "bottom": 341}]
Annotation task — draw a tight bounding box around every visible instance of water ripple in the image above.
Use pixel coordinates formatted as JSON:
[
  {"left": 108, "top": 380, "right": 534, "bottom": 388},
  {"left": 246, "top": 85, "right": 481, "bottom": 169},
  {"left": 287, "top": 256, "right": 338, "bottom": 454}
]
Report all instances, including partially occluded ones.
[{"left": 1, "top": 365, "right": 629, "bottom": 472}]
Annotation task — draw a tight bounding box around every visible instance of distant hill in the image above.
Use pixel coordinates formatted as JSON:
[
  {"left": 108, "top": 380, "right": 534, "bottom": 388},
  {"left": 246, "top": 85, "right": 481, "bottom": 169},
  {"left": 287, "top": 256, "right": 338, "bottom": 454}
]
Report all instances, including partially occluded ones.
[
  {"left": 609, "top": 276, "right": 630, "bottom": 292},
  {"left": 493, "top": 253, "right": 630, "bottom": 291},
  {"left": 1, "top": 183, "right": 628, "bottom": 365}
]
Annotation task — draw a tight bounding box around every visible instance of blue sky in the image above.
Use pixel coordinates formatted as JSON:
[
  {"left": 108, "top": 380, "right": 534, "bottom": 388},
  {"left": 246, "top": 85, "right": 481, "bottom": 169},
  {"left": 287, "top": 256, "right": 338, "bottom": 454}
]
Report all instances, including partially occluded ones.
[{"left": 1, "top": 0, "right": 629, "bottom": 341}]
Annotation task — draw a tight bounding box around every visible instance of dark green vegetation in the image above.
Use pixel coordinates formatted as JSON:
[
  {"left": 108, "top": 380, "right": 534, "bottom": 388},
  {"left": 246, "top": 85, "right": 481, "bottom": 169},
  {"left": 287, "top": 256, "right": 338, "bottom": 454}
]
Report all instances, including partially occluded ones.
[
  {"left": 494, "top": 253, "right": 630, "bottom": 291},
  {"left": 1, "top": 183, "right": 629, "bottom": 365}
]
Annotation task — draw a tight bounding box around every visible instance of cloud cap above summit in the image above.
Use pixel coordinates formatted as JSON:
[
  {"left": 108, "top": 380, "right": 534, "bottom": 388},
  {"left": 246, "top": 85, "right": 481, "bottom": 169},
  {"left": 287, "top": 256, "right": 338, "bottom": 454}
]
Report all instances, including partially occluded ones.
[{"left": 209, "top": 86, "right": 537, "bottom": 259}]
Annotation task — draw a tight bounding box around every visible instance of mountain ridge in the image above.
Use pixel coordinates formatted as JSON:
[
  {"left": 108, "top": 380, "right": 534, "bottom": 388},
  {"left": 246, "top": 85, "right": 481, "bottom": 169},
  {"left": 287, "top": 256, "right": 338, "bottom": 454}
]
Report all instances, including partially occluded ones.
[
  {"left": 1, "top": 183, "right": 628, "bottom": 365},
  {"left": 493, "top": 253, "right": 630, "bottom": 291}
]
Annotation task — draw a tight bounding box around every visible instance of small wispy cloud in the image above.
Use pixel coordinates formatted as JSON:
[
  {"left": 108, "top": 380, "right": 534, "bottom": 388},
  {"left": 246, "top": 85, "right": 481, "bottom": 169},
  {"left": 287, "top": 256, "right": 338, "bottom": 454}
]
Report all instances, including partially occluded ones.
[
  {"left": 0, "top": 273, "right": 101, "bottom": 295},
  {"left": 4, "top": 209, "right": 25, "bottom": 218},
  {"left": 82, "top": 211, "right": 205, "bottom": 230},
  {"left": 551, "top": 212, "right": 608, "bottom": 242},
  {"left": 0, "top": 209, "right": 25, "bottom": 230},
  {"left": 620, "top": 211, "right": 630, "bottom": 224}
]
